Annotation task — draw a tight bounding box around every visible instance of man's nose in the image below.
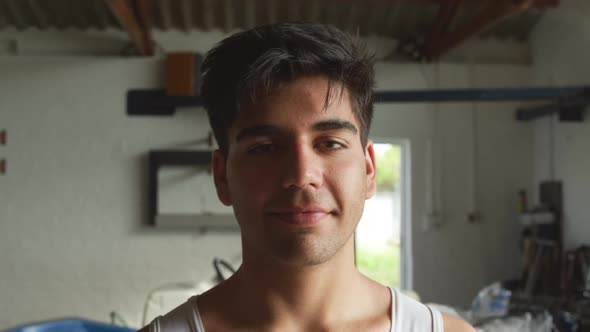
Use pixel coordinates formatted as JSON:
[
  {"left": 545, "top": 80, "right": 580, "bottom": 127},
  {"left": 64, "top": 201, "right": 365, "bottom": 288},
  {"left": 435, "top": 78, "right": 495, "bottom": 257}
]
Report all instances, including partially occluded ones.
[{"left": 281, "top": 144, "right": 323, "bottom": 189}]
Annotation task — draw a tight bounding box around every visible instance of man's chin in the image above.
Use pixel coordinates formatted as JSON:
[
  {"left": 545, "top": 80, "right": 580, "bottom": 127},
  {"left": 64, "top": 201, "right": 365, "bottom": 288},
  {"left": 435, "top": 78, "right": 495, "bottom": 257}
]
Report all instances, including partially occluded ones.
[{"left": 268, "top": 238, "right": 341, "bottom": 267}]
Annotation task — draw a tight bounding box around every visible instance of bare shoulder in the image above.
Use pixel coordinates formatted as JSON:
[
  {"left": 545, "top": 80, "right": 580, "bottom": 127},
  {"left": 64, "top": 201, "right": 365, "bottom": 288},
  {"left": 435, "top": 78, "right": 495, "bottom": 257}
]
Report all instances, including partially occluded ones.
[{"left": 442, "top": 313, "right": 476, "bottom": 332}]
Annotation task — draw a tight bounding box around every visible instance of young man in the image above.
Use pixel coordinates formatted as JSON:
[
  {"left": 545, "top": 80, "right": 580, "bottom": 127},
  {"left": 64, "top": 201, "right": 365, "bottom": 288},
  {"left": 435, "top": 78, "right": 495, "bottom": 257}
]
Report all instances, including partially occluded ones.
[{"left": 140, "top": 22, "right": 475, "bottom": 332}]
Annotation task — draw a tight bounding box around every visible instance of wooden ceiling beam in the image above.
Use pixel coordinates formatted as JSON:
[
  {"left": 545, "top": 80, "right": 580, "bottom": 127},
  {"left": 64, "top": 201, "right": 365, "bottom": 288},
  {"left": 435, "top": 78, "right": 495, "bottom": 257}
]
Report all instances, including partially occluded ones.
[
  {"left": 135, "top": 0, "right": 153, "bottom": 50},
  {"left": 424, "top": 0, "right": 537, "bottom": 60},
  {"left": 105, "top": 0, "right": 153, "bottom": 56},
  {"left": 422, "top": 0, "right": 461, "bottom": 59}
]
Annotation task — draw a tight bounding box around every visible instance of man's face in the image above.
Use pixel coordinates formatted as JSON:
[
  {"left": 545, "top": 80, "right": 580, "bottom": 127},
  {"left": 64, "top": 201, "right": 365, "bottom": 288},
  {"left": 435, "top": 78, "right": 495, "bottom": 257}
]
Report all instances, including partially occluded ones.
[{"left": 212, "top": 76, "right": 376, "bottom": 267}]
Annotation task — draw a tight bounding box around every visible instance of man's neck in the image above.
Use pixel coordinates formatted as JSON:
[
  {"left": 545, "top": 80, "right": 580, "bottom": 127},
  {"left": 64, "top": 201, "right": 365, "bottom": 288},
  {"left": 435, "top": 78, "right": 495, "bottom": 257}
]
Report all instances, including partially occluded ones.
[
  {"left": 239, "top": 240, "right": 360, "bottom": 317},
  {"left": 200, "top": 240, "right": 390, "bottom": 331}
]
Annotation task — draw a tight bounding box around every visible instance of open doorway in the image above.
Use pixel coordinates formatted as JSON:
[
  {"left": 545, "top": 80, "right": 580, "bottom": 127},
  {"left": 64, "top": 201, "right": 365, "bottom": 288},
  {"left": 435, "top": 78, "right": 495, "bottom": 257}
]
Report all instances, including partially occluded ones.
[{"left": 356, "top": 141, "right": 411, "bottom": 289}]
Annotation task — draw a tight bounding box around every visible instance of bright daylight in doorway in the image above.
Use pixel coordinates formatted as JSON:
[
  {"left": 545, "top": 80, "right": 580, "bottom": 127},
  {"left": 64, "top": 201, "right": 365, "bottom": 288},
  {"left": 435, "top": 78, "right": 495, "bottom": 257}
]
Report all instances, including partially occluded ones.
[{"left": 356, "top": 143, "right": 402, "bottom": 288}]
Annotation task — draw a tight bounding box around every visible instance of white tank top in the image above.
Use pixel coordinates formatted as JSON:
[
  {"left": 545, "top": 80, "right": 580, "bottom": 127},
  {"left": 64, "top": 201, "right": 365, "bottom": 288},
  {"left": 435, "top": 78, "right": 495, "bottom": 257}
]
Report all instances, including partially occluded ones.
[{"left": 148, "top": 288, "right": 444, "bottom": 332}]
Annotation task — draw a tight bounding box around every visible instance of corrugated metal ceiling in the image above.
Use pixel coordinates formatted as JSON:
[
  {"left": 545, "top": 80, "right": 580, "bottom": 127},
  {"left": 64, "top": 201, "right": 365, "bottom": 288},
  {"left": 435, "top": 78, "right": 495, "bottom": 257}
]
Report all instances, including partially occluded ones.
[{"left": 0, "top": 0, "right": 545, "bottom": 41}]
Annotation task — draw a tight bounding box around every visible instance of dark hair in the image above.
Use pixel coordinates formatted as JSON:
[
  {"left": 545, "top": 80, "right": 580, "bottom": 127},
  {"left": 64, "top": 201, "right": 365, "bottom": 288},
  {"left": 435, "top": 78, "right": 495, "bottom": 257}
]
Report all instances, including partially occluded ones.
[{"left": 201, "top": 22, "right": 375, "bottom": 155}]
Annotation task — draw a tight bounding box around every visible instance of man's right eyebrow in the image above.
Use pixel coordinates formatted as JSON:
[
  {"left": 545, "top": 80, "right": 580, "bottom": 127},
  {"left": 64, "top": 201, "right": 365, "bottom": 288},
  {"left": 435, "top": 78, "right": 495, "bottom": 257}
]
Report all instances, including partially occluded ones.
[{"left": 235, "top": 125, "right": 283, "bottom": 142}]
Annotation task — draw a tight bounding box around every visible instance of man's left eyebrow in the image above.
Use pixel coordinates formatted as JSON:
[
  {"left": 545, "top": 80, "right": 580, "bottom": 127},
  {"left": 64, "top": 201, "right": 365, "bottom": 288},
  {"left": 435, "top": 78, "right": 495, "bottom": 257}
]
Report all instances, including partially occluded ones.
[{"left": 312, "top": 120, "right": 358, "bottom": 134}]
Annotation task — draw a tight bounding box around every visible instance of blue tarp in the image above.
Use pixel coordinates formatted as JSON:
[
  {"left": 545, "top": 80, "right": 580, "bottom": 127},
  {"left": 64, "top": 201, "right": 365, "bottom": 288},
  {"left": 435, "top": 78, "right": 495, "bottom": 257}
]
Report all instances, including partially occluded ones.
[{"left": 3, "top": 319, "right": 135, "bottom": 332}]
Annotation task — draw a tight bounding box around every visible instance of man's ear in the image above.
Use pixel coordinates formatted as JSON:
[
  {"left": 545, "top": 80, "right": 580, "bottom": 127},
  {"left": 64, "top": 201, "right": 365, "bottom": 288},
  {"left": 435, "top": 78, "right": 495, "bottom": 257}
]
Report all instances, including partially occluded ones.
[
  {"left": 364, "top": 140, "right": 377, "bottom": 199},
  {"left": 212, "top": 150, "right": 232, "bottom": 206}
]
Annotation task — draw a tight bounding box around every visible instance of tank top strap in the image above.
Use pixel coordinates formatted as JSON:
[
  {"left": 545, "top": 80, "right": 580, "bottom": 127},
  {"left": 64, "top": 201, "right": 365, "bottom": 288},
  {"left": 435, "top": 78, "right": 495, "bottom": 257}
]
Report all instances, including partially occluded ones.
[
  {"left": 427, "top": 303, "right": 444, "bottom": 332},
  {"left": 191, "top": 296, "right": 206, "bottom": 332},
  {"left": 147, "top": 296, "right": 204, "bottom": 332},
  {"left": 390, "top": 287, "right": 444, "bottom": 332}
]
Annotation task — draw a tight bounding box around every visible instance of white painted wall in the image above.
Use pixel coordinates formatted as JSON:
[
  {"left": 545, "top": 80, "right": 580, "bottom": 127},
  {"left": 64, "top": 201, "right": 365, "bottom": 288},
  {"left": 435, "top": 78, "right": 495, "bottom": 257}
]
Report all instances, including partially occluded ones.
[
  {"left": 372, "top": 62, "right": 532, "bottom": 307},
  {"left": 0, "top": 28, "right": 532, "bottom": 328},
  {"left": 0, "top": 29, "right": 244, "bottom": 330},
  {"left": 531, "top": 0, "right": 590, "bottom": 250}
]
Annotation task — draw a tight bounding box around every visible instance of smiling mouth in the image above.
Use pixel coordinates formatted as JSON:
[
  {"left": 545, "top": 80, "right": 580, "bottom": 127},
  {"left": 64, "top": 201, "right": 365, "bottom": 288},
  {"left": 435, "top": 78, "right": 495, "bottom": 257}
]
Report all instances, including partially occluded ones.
[{"left": 269, "top": 211, "right": 332, "bottom": 226}]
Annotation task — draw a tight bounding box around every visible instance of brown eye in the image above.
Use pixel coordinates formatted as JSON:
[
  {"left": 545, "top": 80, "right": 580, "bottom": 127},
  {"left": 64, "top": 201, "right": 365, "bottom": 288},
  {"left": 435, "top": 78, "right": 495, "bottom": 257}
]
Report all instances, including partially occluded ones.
[{"left": 318, "top": 140, "right": 346, "bottom": 151}]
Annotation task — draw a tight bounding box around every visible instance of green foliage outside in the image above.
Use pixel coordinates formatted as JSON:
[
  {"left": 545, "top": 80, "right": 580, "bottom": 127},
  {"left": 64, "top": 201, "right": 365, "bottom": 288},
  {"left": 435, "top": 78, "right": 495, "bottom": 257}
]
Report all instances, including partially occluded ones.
[
  {"left": 375, "top": 145, "right": 401, "bottom": 192},
  {"left": 356, "top": 243, "right": 400, "bottom": 288}
]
